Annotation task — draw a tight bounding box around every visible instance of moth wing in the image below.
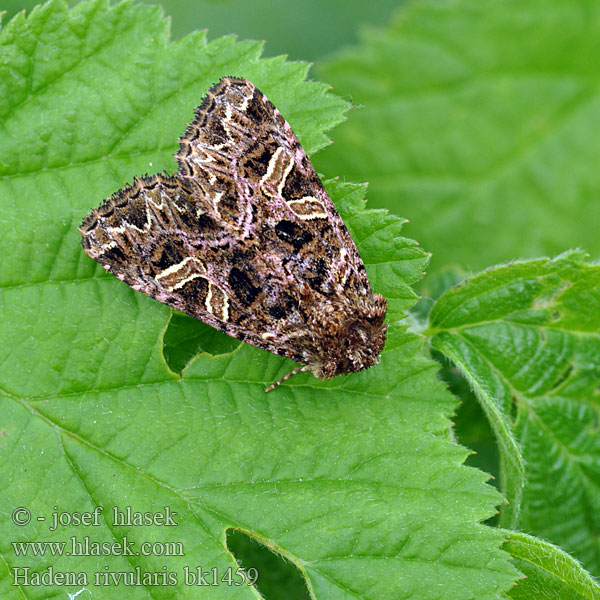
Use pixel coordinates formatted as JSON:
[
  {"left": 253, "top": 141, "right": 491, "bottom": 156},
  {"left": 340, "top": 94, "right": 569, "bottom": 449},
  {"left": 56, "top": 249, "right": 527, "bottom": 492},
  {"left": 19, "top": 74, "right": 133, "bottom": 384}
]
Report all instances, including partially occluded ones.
[
  {"left": 80, "top": 175, "right": 219, "bottom": 326},
  {"left": 177, "top": 77, "right": 372, "bottom": 296},
  {"left": 80, "top": 77, "right": 375, "bottom": 367},
  {"left": 78, "top": 172, "right": 312, "bottom": 363}
]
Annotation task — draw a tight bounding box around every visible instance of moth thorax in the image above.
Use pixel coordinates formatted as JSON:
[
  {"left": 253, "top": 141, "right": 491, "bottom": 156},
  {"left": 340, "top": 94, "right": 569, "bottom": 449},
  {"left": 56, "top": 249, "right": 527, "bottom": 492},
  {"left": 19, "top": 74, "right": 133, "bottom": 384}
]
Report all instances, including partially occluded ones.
[{"left": 309, "top": 293, "right": 388, "bottom": 379}]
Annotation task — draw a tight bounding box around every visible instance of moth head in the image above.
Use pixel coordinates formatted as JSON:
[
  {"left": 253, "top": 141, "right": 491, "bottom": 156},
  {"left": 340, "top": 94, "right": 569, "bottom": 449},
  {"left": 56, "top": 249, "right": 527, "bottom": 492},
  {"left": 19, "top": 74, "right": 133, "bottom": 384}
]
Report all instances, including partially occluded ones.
[{"left": 309, "top": 292, "right": 388, "bottom": 380}]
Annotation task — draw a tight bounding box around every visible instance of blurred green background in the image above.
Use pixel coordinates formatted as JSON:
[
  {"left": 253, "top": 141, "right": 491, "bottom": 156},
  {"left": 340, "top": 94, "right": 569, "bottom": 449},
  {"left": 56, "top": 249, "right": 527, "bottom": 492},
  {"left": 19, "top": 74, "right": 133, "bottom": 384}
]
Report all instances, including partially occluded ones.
[{"left": 2, "top": 0, "right": 402, "bottom": 61}]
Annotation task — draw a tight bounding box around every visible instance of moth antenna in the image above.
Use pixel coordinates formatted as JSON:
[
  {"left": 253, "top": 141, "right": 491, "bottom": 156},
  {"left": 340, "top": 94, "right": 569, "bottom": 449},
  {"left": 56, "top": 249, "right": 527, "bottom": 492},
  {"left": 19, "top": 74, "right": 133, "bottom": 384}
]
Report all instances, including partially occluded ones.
[{"left": 264, "top": 366, "right": 308, "bottom": 393}]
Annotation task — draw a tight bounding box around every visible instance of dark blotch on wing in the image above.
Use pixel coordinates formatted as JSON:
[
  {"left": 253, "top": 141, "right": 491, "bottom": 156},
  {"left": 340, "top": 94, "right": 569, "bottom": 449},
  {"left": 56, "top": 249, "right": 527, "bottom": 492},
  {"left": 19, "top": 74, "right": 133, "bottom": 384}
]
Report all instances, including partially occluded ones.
[
  {"left": 229, "top": 267, "right": 260, "bottom": 306},
  {"left": 275, "top": 220, "right": 313, "bottom": 251}
]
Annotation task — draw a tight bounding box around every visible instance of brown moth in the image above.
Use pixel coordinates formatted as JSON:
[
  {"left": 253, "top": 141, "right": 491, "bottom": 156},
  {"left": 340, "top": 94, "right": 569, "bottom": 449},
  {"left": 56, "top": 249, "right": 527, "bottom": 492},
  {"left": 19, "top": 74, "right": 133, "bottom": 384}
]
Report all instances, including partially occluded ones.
[{"left": 80, "top": 77, "right": 387, "bottom": 391}]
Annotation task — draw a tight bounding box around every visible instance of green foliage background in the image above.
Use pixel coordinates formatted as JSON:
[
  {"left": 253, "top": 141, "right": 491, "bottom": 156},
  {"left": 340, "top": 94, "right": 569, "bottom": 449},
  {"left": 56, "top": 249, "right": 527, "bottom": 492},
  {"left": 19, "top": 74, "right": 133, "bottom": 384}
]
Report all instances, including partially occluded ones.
[
  {"left": 2, "top": 0, "right": 403, "bottom": 60},
  {"left": 0, "top": 1, "right": 599, "bottom": 599}
]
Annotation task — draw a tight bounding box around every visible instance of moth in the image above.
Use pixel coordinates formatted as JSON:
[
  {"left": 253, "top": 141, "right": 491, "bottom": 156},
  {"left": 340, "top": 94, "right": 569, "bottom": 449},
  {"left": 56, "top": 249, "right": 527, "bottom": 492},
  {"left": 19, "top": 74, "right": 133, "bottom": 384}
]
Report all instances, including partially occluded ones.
[{"left": 80, "top": 77, "right": 387, "bottom": 391}]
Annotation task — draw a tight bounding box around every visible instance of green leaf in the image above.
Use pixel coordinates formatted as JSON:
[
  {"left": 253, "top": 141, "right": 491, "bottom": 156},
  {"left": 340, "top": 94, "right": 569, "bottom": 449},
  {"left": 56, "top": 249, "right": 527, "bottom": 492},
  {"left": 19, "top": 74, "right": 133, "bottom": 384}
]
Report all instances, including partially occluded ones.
[
  {"left": 429, "top": 251, "right": 600, "bottom": 574},
  {"left": 437, "top": 352, "right": 501, "bottom": 493},
  {"left": 503, "top": 530, "right": 600, "bottom": 600},
  {"left": 2, "top": 0, "right": 404, "bottom": 61},
  {"left": 163, "top": 314, "right": 240, "bottom": 373},
  {"left": 414, "top": 269, "right": 502, "bottom": 493},
  {"left": 0, "top": 1, "right": 518, "bottom": 598},
  {"left": 315, "top": 0, "right": 600, "bottom": 278}
]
